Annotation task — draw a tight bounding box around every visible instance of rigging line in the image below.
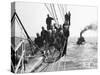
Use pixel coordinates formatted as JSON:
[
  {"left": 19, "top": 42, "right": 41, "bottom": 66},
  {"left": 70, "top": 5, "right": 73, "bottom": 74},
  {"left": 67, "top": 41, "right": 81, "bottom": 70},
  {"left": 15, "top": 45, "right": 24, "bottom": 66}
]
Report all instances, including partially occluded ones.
[
  {"left": 11, "top": 12, "right": 26, "bottom": 38},
  {"left": 65, "top": 4, "right": 67, "bottom": 14},
  {"left": 52, "top": 4, "right": 57, "bottom": 19},
  {"left": 60, "top": 4, "right": 65, "bottom": 17},
  {"left": 40, "top": 63, "right": 50, "bottom": 72},
  {"left": 15, "top": 15, "right": 27, "bottom": 38},
  {"left": 52, "top": 4, "right": 57, "bottom": 18},
  {"left": 11, "top": 13, "right": 16, "bottom": 27},
  {"left": 15, "top": 12, "right": 37, "bottom": 54},
  {"left": 58, "top": 4, "right": 64, "bottom": 22},
  {"left": 15, "top": 13, "right": 35, "bottom": 46},
  {"left": 51, "top": 4, "right": 58, "bottom": 24},
  {"left": 52, "top": 4, "right": 59, "bottom": 24},
  {"left": 15, "top": 13, "right": 27, "bottom": 39},
  {"left": 62, "top": 4, "right": 65, "bottom": 15},
  {"left": 11, "top": 12, "right": 16, "bottom": 23},
  {"left": 62, "top": 5, "right": 65, "bottom": 15},
  {"left": 63, "top": 4, "right": 66, "bottom": 15},
  {"left": 61, "top": 4, "right": 66, "bottom": 23},
  {"left": 50, "top": 3, "right": 56, "bottom": 22},
  {"left": 15, "top": 13, "right": 31, "bottom": 41},
  {"left": 11, "top": 12, "right": 37, "bottom": 56},
  {"left": 59, "top": 4, "right": 63, "bottom": 20},
  {"left": 60, "top": 4, "right": 65, "bottom": 21},
  {"left": 50, "top": 3, "right": 54, "bottom": 18},
  {"left": 44, "top": 3, "right": 53, "bottom": 17}
]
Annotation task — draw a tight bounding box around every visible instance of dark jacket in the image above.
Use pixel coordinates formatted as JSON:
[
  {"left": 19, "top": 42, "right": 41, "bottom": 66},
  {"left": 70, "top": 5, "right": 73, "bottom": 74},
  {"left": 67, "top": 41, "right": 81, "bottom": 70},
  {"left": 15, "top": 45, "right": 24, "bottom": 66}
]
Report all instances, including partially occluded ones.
[
  {"left": 41, "top": 30, "right": 49, "bottom": 42},
  {"left": 46, "top": 17, "right": 54, "bottom": 25},
  {"left": 34, "top": 36, "right": 43, "bottom": 48}
]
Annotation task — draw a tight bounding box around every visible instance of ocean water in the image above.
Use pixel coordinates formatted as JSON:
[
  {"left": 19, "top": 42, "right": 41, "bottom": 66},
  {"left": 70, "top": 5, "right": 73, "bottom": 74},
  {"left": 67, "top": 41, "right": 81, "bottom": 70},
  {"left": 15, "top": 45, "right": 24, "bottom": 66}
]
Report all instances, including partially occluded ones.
[
  {"left": 13, "top": 36, "right": 98, "bottom": 72},
  {"left": 55, "top": 37, "right": 97, "bottom": 70},
  {"left": 42, "top": 37, "right": 98, "bottom": 71}
]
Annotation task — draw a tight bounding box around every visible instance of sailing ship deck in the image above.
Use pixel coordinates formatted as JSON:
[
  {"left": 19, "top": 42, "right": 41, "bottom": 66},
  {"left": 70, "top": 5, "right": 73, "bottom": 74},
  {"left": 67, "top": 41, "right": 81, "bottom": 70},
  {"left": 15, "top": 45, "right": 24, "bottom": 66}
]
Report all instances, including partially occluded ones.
[{"left": 24, "top": 42, "right": 97, "bottom": 73}]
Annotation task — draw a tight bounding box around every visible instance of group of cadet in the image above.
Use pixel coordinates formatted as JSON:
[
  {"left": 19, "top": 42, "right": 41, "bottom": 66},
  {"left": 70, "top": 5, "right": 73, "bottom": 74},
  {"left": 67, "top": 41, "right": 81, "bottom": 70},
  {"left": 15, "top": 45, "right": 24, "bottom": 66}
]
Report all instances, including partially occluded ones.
[{"left": 34, "top": 11, "right": 71, "bottom": 56}]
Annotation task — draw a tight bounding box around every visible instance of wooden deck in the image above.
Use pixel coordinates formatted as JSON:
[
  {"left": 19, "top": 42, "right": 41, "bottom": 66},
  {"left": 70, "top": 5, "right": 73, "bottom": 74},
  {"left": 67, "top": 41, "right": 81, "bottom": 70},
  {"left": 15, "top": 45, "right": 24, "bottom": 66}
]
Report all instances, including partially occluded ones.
[{"left": 40, "top": 56, "right": 82, "bottom": 72}]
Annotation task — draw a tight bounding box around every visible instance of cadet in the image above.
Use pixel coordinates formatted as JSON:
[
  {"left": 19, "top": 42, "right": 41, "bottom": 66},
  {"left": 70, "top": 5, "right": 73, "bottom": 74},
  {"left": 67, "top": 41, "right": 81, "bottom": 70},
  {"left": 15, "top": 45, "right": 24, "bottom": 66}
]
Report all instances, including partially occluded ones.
[
  {"left": 34, "top": 33, "right": 43, "bottom": 48},
  {"left": 46, "top": 14, "right": 54, "bottom": 30},
  {"left": 41, "top": 26, "right": 49, "bottom": 43}
]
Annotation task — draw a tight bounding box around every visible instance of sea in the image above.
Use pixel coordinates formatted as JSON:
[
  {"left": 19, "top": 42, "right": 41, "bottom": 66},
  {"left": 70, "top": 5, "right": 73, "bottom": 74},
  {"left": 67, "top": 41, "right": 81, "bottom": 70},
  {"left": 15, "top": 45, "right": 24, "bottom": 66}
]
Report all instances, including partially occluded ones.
[{"left": 13, "top": 36, "right": 98, "bottom": 71}]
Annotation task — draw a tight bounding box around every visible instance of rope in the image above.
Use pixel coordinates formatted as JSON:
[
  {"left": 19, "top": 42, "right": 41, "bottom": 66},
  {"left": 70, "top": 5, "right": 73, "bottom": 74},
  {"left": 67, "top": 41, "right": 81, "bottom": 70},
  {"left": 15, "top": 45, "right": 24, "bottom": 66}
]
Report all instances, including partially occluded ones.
[
  {"left": 58, "top": 4, "right": 64, "bottom": 22},
  {"left": 45, "top": 3, "right": 57, "bottom": 23},
  {"left": 11, "top": 12, "right": 16, "bottom": 23},
  {"left": 50, "top": 4, "right": 54, "bottom": 18},
  {"left": 44, "top": 3, "right": 53, "bottom": 17},
  {"left": 60, "top": 4, "right": 65, "bottom": 17},
  {"left": 62, "top": 4, "right": 66, "bottom": 15},
  {"left": 16, "top": 15, "right": 26, "bottom": 38},
  {"left": 50, "top": 3, "right": 58, "bottom": 23},
  {"left": 65, "top": 4, "right": 67, "bottom": 14},
  {"left": 52, "top": 4, "right": 59, "bottom": 24}
]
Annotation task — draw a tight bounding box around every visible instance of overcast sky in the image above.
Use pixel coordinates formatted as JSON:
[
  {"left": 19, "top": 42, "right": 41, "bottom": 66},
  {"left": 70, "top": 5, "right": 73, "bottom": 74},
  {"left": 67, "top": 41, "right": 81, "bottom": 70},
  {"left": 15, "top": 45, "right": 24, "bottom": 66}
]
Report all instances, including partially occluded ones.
[{"left": 14, "top": 2, "right": 98, "bottom": 38}]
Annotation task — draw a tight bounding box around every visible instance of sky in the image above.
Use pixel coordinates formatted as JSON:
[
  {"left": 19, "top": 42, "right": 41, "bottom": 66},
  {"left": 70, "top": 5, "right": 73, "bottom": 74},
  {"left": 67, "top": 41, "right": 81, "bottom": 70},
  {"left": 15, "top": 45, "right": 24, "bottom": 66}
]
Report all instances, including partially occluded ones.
[{"left": 13, "top": 2, "right": 98, "bottom": 38}]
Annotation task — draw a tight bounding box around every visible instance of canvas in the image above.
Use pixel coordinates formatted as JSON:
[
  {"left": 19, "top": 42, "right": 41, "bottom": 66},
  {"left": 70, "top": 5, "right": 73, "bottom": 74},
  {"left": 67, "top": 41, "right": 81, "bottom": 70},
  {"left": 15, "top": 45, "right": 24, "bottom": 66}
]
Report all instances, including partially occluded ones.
[{"left": 11, "top": 2, "right": 98, "bottom": 73}]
